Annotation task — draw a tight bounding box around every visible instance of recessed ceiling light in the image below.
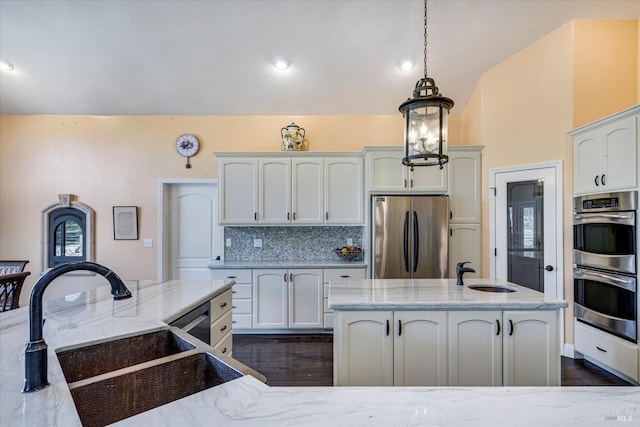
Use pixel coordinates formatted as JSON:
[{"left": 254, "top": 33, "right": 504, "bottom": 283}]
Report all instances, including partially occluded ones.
[
  {"left": 0, "top": 59, "right": 15, "bottom": 71},
  {"left": 272, "top": 56, "right": 291, "bottom": 71},
  {"left": 397, "top": 58, "right": 414, "bottom": 72}
]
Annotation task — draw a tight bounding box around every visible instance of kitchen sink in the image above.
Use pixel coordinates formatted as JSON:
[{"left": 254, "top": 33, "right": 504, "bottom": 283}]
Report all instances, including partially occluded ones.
[
  {"left": 56, "top": 329, "right": 196, "bottom": 383},
  {"left": 67, "top": 351, "right": 243, "bottom": 427},
  {"left": 468, "top": 284, "right": 517, "bottom": 293}
]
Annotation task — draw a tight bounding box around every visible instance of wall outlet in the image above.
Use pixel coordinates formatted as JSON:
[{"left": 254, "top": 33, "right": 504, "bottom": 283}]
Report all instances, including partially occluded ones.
[
  {"left": 253, "top": 238, "right": 263, "bottom": 248},
  {"left": 226, "top": 238, "right": 231, "bottom": 247},
  {"left": 144, "top": 239, "right": 153, "bottom": 248},
  {"left": 347, "top": 238, "right": 353, "bottom": 246}
]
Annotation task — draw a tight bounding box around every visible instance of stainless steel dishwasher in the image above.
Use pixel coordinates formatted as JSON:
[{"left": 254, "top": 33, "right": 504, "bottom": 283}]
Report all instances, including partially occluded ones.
[{"left": 169, "top": 301, "right": 211, "bottom": 345}]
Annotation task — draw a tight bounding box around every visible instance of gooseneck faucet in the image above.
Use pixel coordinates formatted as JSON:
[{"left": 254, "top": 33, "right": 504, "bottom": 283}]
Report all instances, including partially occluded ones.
[
  {"left": 23, "top": 261, "right": 132, "bottom": 393},
  {"left": 456, "top": 261, "right": 476, "bottom": 286}
]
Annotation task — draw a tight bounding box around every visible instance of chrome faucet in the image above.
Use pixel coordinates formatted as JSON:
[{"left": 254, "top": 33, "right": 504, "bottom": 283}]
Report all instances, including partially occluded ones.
[
  {"left": 456, "top": 261, "right": 476, "bottom": 286},
  {"left": 23, "top": 261, "right": 132, "bottom": 393}
]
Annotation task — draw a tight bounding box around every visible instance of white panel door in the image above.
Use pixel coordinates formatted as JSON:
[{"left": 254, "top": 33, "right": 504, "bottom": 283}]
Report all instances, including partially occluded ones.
[
  {"left": 448, "top": 311, "right": 502, "bottom": 386},
  {"left": 288, "top": 269, "right": 323, "bottom": 328},
  {"left": 170, "top": 183, "right": 220, "bottom": 280},
  {"left": 394, "top": 311, "right": 448, "bottom": 386}
]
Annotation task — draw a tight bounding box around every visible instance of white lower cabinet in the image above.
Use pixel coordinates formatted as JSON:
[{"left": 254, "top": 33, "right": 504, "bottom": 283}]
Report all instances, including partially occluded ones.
[
  {"left": 253, "top": 269, "right": 323, "bottom": 329},
  {"left": 210, "top": 269, "right": 253, "bottom": 329},
  {"left": 335, "top": 309, "right": 560, "bottom": 386}
]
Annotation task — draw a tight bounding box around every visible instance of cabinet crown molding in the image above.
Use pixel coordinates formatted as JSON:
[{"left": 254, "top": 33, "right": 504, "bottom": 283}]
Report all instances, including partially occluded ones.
[{"left": 569, "top": 104, "right": 640, "bottom": 136}]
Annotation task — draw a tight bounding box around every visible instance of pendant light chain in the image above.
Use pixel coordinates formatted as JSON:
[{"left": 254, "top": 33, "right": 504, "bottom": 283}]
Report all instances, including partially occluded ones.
[{"left": 423, "top": 0, "right": 428, "bottom": 79}]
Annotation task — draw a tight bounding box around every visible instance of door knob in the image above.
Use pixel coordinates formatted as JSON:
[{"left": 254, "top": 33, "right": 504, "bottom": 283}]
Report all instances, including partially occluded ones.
[{"left": 545, "top": 265, "right": 554, "bottom": 272}]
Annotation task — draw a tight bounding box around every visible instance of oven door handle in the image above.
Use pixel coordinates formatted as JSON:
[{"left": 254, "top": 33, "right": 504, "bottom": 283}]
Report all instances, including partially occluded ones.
[
  {"left": 573, "top": 212, "right": 635, "bottom": 226},
  {"left": 574, "top": 268, "right": 637, "bottom": 292}
]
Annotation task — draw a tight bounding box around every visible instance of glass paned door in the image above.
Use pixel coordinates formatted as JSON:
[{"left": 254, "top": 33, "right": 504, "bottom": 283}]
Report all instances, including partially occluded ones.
[{"left": 506, "top": 180, "right": 544, "bottom": 292}]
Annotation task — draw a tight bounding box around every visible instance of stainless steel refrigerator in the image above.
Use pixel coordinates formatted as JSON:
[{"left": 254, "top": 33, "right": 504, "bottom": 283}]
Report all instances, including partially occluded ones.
[{"left": 371, "top": 195, "right": 449, "bottom": 279}]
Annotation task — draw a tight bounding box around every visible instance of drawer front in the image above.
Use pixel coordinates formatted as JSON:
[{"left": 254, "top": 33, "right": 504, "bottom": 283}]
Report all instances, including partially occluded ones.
[
  {"left": 232, "top": 299, "right": 252, "bottom": 314},
  {"left": 214, "top": 330, "right": 233, "bottom": 356},
  {"left": 575, "top": 321, "right": 639, "bottom": 381},
  {"left": 210, "top": 289, "right": 232, "bottom": 320},
  {"left": 323, "top": 313, "right": 334, "bottom": 329},
  {"left": 324, "top": 268, "right": 366, "bottom": 283},
  {"left": 232, "top": 284, "right": 252, "bottom": 299},
  {"left": 210, "top": 269, "right": 252, "bottom": 283},
  {"left": 232, "top": 313, "right": 253, "bottom": 329},
  {"left": 210, "top": 311, "right": 232, "bottom": 345}
]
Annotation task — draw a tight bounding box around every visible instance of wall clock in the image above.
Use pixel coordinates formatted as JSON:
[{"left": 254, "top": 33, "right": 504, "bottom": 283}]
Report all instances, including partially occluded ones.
[{"left": 175, "top": 134, "right": 200, "bottom": 169}]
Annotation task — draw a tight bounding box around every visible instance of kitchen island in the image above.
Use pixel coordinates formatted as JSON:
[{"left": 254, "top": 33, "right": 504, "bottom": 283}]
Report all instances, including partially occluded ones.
[
  {"left": 1, "top": 278, "right": 638, "bottom": 427},
  {"left": 329, "top": 278, "right": 569, "bottom": 387}
]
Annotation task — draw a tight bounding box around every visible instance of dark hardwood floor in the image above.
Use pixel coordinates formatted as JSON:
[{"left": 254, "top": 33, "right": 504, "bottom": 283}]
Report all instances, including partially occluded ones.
[{"left": 233, "top": 333, "right": 634, "bottom": 387}]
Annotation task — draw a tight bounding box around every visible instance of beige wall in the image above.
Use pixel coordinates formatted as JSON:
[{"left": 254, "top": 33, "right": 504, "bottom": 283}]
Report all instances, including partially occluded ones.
[
  {"left": 573, "top": 20, "right": 638, "bottom": 127},
  {"left": 461, "top": 19, "right": 639, "bottom": 346},
  {"left": 2, "top": 113, "right": 470, "bottom": 304}
]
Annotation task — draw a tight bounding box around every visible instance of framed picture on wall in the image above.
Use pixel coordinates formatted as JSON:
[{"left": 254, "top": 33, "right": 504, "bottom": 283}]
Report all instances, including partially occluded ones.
[{"left": 113, "top": 206, "right": 138, "bottom": 240}]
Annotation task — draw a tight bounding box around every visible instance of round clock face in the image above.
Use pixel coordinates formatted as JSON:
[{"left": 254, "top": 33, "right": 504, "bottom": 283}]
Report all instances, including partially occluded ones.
[{"left": 175, "top": 134, "right": 200, "bottom": 157}]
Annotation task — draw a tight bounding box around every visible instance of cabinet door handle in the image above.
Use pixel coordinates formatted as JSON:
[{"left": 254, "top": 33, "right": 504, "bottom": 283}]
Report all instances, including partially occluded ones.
[
  {"left": 220, "top": 302, "right": 227, "bottom": 308},
  {"left": 596, "top": 346, "right": 607, "bottom": 353},
  {"left": 290, "top": 273, "right": 293, "bottom": 282},
  {"left": 410, "top": 179, "right": 414, "bottom": 188},
  {"left": 325, "top": 212, "right": 329, "bottom": 220},
  {"left": 449, "top": 228, "right": 453, "bottom": 237},
  {"left": 398, "top": 319, "right": 402, "bottom": 336},
  {"left": 222, "top": 347, "right": 228, "bottom": 354},
  {"left": 220, "top": 325, "right": 227, "bottom": 332},
  {"left": 601, "top": 174, "right": 606, "bottom": 186},
  {"left": 287, "top": 212, "right": 290, "bottom": 220},
  {"left": 254, "top": 212, "right": 258, "bottom": 220},
  {"left": 293, "top": 212, "right": 296, "bottom": 220},
  {"left": 594, "top": 175, "right": 599, "bottom": 186},
  {"left": 496, "top": 319, "right": 501, "bottom": 336},
  {"left": 449, "top": 211, "right": 453, "bottom": 220},
  {"left": 509, "top": 319, "right": 514, "bottom": 336},
  {"left": 386, "top": 319, "right": 390, "bottom": 336},
  {"left": 404, "top": 179, "right": 407, "bottom": 188},
  {"left": 284, "top": 273, "right": 287, "bottom": 282}
]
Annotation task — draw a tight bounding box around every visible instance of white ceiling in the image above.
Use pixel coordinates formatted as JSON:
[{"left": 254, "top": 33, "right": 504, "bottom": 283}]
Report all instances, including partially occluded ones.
[{"left": 1, "top": 0, "right": 639, "bottom": 116}]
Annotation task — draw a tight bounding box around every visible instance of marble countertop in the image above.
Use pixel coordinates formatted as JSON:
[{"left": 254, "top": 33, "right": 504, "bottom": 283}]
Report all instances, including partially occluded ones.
[
  {"left": 208, "top": 260, "right": 367, "bottom": 269},
  {"left": 328, "top": 278, "right": 569, "bottom": 310},
  {"left": 3, "top": 278, "right": 636, "bottom": 427}
]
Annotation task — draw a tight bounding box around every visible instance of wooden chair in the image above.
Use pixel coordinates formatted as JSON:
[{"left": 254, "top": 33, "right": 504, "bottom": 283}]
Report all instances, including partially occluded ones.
[
  {"left": 0, "top": 271, "right": 30, "bottom": 312},
  {"left": 0, "top": 260, "right": 29, "bottom": 276}
]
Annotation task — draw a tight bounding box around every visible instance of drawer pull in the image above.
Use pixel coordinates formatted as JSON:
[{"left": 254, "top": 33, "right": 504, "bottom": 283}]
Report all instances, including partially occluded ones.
[
  {"left": 596, "top": 346, "right": 607, "bottom": 353},
  {"left": 220, "top": 325, "right": 227, "bottom": 332},
  {"left": 340, "top": 275, "right": 350, "bottom": 278},
  {"left": 232, "top": 305, "right": 236, "bottom": 309},
  {"left": 220, "top": 302, "right": 227, "bottom": 308},
  {"left": 222, "top": 347, "right": 227, "bottom": 354},
  {"left": 232, "top": 320, "right": 237, "bottom": 324},
  {"left": 227, "top": 275, "right": 237, "bottom": 279},
  {"left": 232, "top": 291, "right": 237, "bottom": 294}
]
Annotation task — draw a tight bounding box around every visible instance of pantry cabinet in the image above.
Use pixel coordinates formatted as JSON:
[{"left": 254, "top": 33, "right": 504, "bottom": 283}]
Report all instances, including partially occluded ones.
[
  {"left": 335, "top": 309, "right": 560, "bottom": 386},
  {"left": 571, "top": 106, "right": 638, "bottom": 195}
]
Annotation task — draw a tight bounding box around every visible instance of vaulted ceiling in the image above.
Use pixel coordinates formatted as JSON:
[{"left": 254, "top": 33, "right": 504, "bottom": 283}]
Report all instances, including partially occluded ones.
[{"left": 1, "top": 0, "right": 639, "bottom": 116}]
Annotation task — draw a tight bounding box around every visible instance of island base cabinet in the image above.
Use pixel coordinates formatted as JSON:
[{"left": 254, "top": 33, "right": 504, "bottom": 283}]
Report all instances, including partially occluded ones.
[
  {"left": 334, "top": 311, "right": 393, "bottom": 386},
  {"left": 393, "top": 311, "right": 447, "bottom": 386},
  {"left": 448, "top": 311, "right": 502, "bottom": 386},
  {"left": 503, "top": 310, "right": 559, "bottom": 386}
]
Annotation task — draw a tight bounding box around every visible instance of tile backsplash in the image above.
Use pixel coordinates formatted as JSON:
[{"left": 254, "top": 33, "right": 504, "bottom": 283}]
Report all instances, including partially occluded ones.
[{"left": 224, "top": 226, "right": 363, "bottom": 261}]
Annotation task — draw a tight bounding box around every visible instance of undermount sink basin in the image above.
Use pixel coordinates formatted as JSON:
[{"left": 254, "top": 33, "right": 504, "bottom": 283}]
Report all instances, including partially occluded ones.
[
  {"left": 68, "top": 352, "right": 243, "bottom": 427},
  {"left": 468, "top": 284, "right": 517, "bottom": 293},
  {"left": 56, "top": 328, "right": 244, "bottom": 426},
  {"left": 56, "top": 329, "right": 195, "bottom": 383}
]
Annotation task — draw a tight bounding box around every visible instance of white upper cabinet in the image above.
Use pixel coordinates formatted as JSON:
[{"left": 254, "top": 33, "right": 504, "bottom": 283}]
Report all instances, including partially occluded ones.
[
  {"left": 218, "top": 153, "right": 362, "bottom": 225},
  {"left": 325, "top": 157, "right": 364, "bottom": 224},
  {"left": 292, "top": 158, "right": 324, "bottom": 224},
  {"left": 571, "top": 107, "right": 638, "bottom": 195},
  {"left": 364, "top": 147, "right": 447, "bottom": 194},
  {"left": 448, "top": 147, "right": 482, "bottom": 223},
  {"left": 219, "top": 157, "right": 259, "bottom": 224},
  {"left": 259, "top": 158, "right": 291, "bottom": 224}
]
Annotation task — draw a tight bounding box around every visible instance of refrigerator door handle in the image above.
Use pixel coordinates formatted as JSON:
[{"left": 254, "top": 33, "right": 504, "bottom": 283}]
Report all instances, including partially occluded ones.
[
  {"left": 413, "top": 210, "right": 419, "bottom": 273},
  {"left": 403, "top": 211, "right": 409, "bottom": 272}
]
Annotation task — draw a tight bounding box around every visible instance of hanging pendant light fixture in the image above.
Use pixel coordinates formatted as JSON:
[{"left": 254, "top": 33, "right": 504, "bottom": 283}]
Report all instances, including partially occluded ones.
[{"left": 399, "top": 0, "right": 453, "bottom": 170}]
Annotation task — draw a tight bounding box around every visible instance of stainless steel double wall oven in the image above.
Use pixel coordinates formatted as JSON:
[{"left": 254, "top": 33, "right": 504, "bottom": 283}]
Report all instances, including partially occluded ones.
[{"left": 573, "top": 191, "right": 638, "bottom": 342}]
